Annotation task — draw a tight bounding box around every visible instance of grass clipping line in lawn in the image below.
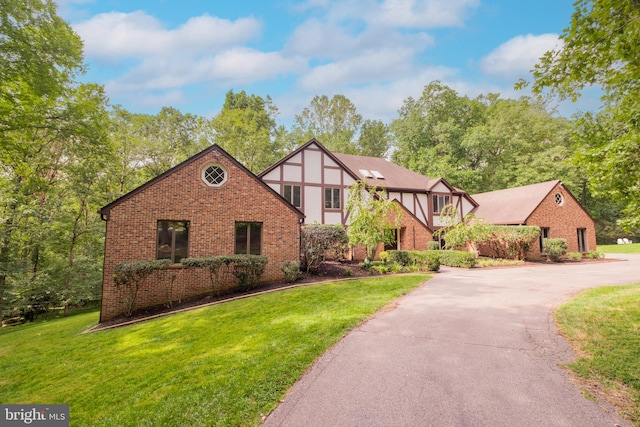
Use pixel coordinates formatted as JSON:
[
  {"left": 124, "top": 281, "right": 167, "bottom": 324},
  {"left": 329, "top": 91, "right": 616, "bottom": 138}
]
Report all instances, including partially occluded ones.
[
  {"left": 555, "top": 283, "right": 640, "bottom": 426},
  {"left": 0, "top": 274, "right": 429, "bottom": 427}
]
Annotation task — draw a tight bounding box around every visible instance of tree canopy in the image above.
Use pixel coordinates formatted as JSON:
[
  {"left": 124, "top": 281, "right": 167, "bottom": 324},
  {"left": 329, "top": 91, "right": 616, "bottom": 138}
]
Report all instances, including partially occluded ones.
[{"left": 522, "top": 0, "right": 640, "bottom": 231}]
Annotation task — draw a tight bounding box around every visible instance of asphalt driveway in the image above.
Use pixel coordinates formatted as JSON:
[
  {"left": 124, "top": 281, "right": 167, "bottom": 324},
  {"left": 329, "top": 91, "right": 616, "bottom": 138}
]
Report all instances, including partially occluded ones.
[{"left": 264, "top": 254, "right": 640, "bottom": 426}]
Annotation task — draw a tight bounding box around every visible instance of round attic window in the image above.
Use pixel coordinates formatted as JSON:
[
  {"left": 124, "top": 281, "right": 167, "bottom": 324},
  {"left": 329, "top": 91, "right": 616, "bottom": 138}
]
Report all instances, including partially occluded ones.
[
  {"left": 554, "top": 192, "right": 564, "bottom": 206},
  {"left": 203, "top": 164, "right": 227, "bottom": 186}
]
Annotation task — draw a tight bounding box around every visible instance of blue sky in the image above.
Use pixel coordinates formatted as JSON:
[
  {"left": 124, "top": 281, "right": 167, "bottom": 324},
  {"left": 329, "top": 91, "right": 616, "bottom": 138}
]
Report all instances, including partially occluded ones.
[{"left": 56, "top": 0, "right": 597, "bottom": 123}]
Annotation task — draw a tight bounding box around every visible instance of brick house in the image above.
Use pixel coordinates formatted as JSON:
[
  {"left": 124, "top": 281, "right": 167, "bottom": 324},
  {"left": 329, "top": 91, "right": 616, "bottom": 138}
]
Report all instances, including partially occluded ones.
[
  {"left": 471, "top": 180, "right": 596, "bottom": 259},
  {"left": 99, "top": 144, "right": 303, "bottom": 322},
  {"left": 259, "top": 139, "right": 478, "bottom": 258}
]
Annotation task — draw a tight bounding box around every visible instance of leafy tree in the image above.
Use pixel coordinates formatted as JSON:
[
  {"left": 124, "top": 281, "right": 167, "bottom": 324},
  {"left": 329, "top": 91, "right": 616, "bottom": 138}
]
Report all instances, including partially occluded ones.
[
  {"left": 292, "top": 94, "right": 363, "bottom": 154},
  {"left": 521, "top": 0, "right": 640, "bottom": 231},
  {"left": 140, "top": 107, "right": 210, "bottom": 179},
  {"left": 391, "top": 81, "right": 486, "bottom": 189},
  {"left": 0, "top": 0, "right": 110, "bottom": 317},
  {"left": 462, "top": 96, "right": 574, "bottom": 193},
  {"left": 209, "top": 90, "right": 283, "bottom": 173},
  {"left": 356, "top": 119, "right": 392, "bottom": 158},
  {"left": 346, "top": 181, "right": 402, "bottom": 261}
]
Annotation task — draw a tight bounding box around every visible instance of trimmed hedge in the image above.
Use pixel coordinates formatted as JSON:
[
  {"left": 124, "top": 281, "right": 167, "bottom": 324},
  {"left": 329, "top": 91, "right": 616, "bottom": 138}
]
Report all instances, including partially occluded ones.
[
  {"left": 437, "top": 250, "right": 477, "bottom": 268},
  {"left": 386, "top": 249, "right": 476, "bottom": 270},
  {"left": 386, "top": 250, "right": 440, "bottom": 272},
  {"left": 113, "top": 259, "right": 172, "bottom": 316},
  {"left": 181, "top": 255, "right": 268, "bottom": 290}
]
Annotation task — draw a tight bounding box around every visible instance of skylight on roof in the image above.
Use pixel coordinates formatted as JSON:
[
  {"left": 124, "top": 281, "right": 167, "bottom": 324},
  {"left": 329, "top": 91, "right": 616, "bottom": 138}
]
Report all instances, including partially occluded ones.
[
  {"left": 371, "top": 170, "right": 384, "bottom": 179},
  {"left": 359, "top": 169, "right": 373, "bottom": 178}
]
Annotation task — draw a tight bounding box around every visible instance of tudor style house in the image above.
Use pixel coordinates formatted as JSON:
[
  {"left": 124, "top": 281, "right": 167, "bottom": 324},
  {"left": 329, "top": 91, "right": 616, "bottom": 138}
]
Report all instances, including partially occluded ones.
[
  {"left": 471, "top": 180, "right": 597, "bottom": 258},
  {"left": 99, "top": 144, "right": 303, "bottom": 322},
  {"left": 259, "top": 139, "right": 478, "bottom": 256}
]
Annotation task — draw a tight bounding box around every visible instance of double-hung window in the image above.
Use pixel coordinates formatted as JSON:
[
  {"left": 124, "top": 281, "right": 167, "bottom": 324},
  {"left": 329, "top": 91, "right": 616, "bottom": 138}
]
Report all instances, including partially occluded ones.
[
  {"left": 284, "top": 185, "right": 301, "bottom": 208},
  {"left": 235, "top": 222, "right": 262, "bottom": 255},
  {"left": 156, "top": 220, "right": 189, "bottom": 263},
  {"left": 432, "top": 194, "right": 451, "bottom": 214},
  {"left": 324, "top": 188, "right": 341, "bottom": 209}
]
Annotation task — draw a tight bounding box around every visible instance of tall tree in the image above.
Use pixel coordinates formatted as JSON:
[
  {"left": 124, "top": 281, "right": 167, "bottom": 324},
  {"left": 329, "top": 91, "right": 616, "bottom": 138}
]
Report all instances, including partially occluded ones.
[
  {"left": 462, "top": 96, "right": 574, "bottom": 193},
  {"left": 0, "top": 0, "right": 109, "bottom": 317},
  {"left": 521, "top": 0, "right": 640, "bottom": 230},
  {"left": 356, "top": 119, "right": 392, "bottom": 158},
  {"left": 292, "top": 94, "right": 363, "bottom": 154},
  {"left": 391, "top": 81, "right": 486, "bottom": 189},
  {"left": 209, "top": 90, "right": 283, "bottom": 173}
]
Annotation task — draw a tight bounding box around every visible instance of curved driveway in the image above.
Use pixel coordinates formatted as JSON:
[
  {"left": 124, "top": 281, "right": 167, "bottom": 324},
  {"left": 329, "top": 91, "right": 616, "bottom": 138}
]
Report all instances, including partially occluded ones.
[{"left": 265, "top": 254, "right": 640, "bottom": 426}]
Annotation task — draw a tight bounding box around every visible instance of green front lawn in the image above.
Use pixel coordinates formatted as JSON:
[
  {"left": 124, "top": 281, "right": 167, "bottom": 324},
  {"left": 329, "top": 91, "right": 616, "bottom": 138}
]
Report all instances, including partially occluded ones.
[
  {"left": 0, "top": 274, "right": 428, "bottom": 427},
  {"left": 555, "top": 284, "right": 640, "bottom": 425},
  {"left": 597, "top": 243, "right": 640, "bottom": 254}
]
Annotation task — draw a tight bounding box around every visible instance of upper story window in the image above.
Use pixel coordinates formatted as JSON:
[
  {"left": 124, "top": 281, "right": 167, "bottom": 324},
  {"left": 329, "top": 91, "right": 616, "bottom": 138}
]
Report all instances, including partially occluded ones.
[
  {"left": 432, "top": 194, "right": 451, "bottom": 214},
  {"left": 325, "top": 187, "right": 341, "bottom": 209},
  {"left": 157, "top": 220, "right": 189, "bottom": 263},
  {"left": 554, "top": 193, "right": 564, "bottom": 206},
  {"left": 284, "top": 185, "right": 301, "bottom": 208},
  {"left": 202, "top": 164, "right": 227, "bottom": 187}
]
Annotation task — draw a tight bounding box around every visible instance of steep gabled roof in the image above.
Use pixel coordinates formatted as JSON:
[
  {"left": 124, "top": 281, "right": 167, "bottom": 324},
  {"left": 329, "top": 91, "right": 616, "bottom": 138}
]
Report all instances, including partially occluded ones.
[
  {"left": 259, "top": 138, "right": 474, "bottom": 203},
  {"left": 471, "top": 180, "right": 561, "bottom": 225},
  {"left": 100, "top": 144, "right": 304, "bottom": 219},
  {"left": 333, "top": 152, "right": 440, "bottom": 192}
]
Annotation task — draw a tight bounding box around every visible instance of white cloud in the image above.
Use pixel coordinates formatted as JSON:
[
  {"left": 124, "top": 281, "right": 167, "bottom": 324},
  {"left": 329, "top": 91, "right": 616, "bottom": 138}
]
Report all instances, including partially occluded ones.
[
  {"left": 74, "top": 11, "right": 261, "bottom": 60},
  {"left": 105, "top": 49, "right": 305, "bottom": 94},
  {"left": 297, "top": 48, "right": 417, "bottom": 90},
  {"left": 368, "top": 0, "right": 480, "bottom": 28},
  {"left": 480, "top": 33, "right": 562, "bottom": 78},
  {"left": 285, "top": 18, "right": 434, "bottom": 58}
]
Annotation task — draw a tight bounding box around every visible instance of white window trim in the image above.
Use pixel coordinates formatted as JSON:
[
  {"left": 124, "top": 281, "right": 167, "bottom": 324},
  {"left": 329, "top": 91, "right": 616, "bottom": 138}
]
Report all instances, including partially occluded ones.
[{"left": 202, "top": 164, "right": 228, "bottom": 187}]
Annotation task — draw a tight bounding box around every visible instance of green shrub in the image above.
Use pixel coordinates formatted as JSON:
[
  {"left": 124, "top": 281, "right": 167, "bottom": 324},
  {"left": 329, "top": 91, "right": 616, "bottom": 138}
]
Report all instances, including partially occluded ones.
[
  {"left": 427, "top": 241, "right": 441, "bottom": 251},
  {"left": 113, "top": 259, "right": 171, "bottom": 316},
  {"left": 227, "top": 255, "right": 268, "bottom": 290},
  {"left": 182, "top": 255, "right": 267, "bottom": 291},
  {"left": 301, "top": 224, "right": 348, "bottom": 273},
  {"left": 387, "top": 250, "right": 411, "bottom": 266},
  {"left": 379, "top": 251, "right": 389, "bottom": 262},
  {"left": 544, "top": 238, "right": 567, "bottom": 262},
  {"left": 373, "top": 266, "right": 389, "bottom": 274},
  {"left": 386, "top": 250, "right": 440, "bottom": 272},
  {"left": 341, "top": 269, "right": 353, "bottom": 277},
  {"left": 280, "top": 260, "right": 300, "bottom": 283},
  {"left": 568, "top": 252, "right": 583, "bottom": 261},
  {"left": 412, "top": 251, "right": 440, "bottom": 271},
  {"left": 586, "top": 250, "right": 604, "bottom": 259},
  {"left": 437, "top": 250, "right": 477, "bottom": 268},
  {"left": 181, "top": 257, "right": 229, "bottom": 294}
]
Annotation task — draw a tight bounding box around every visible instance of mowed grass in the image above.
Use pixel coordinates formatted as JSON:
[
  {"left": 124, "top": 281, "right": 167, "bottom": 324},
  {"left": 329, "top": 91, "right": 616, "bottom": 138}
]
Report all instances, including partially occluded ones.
[
  {"left": 555, "top": 284, "right": 640, "bottom": 425},
  {"left": 598, "top": 243, "right": 640, "bottom": 254},
  {"left": 0, "top": 274, "right": 428, "bottom": 427}
]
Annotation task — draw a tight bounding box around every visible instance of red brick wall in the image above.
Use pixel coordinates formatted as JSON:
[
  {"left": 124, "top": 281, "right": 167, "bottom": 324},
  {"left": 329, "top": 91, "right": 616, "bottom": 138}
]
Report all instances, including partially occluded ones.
[
  {"left": 475, "top": 183, "right": 596, "bottom": 260},
  {"left": 526, "top": 183, "right": 596, "bottom": 258},
  {"left": 100, "top": 148, "right": 301, "bottom": 322}
]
